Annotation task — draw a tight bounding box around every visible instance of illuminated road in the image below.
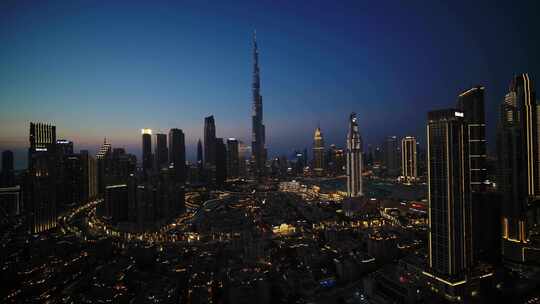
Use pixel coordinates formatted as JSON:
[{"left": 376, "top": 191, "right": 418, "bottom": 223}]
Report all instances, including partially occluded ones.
[
  {"left": 59, "top": 191, "right": 231, "bottom": 246},
  {"left": 58, "top": 189, "right": 389, "bottom": 247}
]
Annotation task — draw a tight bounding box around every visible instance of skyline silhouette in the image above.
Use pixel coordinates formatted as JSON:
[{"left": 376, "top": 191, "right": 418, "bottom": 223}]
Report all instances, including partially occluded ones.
[{"left": 1, "top": 1, "right": 539, "bottom": 169}]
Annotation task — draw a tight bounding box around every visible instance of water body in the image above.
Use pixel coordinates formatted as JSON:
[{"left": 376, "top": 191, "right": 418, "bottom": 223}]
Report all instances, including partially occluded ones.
[{"left": 309, "top": 177, "right": 427, "bottom": 201}]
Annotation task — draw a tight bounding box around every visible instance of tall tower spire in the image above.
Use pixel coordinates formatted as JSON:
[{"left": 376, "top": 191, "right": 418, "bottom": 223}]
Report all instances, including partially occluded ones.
[
  {"left": 346, "top": 113, "right": 363, "bottom": 197},
  {"left": 251, "top": 30, "right": 266, "bottom": 176}
]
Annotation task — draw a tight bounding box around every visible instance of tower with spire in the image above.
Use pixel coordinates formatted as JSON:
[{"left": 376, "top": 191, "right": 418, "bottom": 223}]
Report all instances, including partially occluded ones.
[
  {"left": 313, "top": 126, "right": 325, "bottom": 175},
  {"left": 346, "top": 113, "right": 363, "bottom": 197},
  {"left": 251, "top": 30, "right": 266, "bottom": 176}
]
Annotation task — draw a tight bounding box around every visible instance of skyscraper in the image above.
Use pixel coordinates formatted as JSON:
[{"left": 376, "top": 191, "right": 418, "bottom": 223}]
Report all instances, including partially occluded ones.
[
  {"left": 80, "top": 150, "right": 98, "bottom": 201},
  {"left": 169, "top": 128, "right": 186, "bottom": 183},
  {"left": 346, "top": 113, "right": 362, "bottom": 197},
  {"left": 96, "top": 138, "right": 112, "bottom": 195},
  {"left": 55, "top": 139, "right": 74, "bottom": 210},
  {"left": 425, "top": 109, "right": 471, "bottom": 299},
  {"left": 383, "top": 136, "right": 400, "bottom": 176},
  {"left": 498, "top": 73, "right": 540, "bottom": 263},
  {"left": 142, "top": 129, "right": 153, "bottom": 175},
  {"left": 312, "top": 127, "right": 325, "bottom": 175},
  {"left": 1, "top": 150, "right": 14, "bottom": 187},
  {"left": 110, "top": 148, "right": 137, "bottom": 181},
  {"left": 215, "top": 138, "right": 227, "bottom": 185},
  {"left": 155, "top": 133, "right": 168, "bottom": 170},
  {"left": 96, "top": 138, "right": 112, "bottom": 160},
  {"left": 328, "top": 145, "right": 345, "bottom": 176},
  {"left": 204, "top": 116, "right": 216, "bottom": 167},
  {"left": 197, "top": 138, "right": 203, "bottom": 168},
  {"left": 457, "top": 86, "right": 496, "bottom": 263},
  {"left": 401, "top": 136, "right": 417, "bottom": 183},
  {"left": 28, "top": 122, "right": 58, "bottom": 233},
  {"left": 238, "top": 141, "right": 250, "bottom": 177},
  {"left": 251, "top": 31, "right": 266, "bottom": 176},
  {"left": 56, "top": 139, "right": 74, "bottom": 156},
  {"left": 227, "top": 138, "right": 240, "bottom": 179},
  {"left": 63, "top": 155, "right": 83, "bottom": 206},
  {"left": 457, "top": 86, "right": 487, "bottom": 192}
]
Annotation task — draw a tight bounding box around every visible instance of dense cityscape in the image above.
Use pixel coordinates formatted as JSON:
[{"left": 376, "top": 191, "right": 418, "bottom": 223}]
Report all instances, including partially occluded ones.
[{"left": 1, "top": 2, "right": 540, "bottom": 304}]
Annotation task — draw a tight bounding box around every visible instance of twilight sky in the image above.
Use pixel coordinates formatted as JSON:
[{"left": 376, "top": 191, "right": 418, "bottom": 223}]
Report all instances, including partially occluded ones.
[{"left": 1, "top": 0, "right": 539, "bottom": 169}]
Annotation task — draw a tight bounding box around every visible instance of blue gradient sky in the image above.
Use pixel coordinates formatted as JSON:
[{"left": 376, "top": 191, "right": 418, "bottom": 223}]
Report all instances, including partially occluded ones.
[{"left": 1, "top": 1, "right": 539, "bottom": 169}]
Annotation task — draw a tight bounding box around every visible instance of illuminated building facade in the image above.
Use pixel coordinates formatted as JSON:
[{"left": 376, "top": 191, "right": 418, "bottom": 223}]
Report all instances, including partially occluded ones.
[
  {"left": 28, "top": 122, "right": 58, "bottom": 233},
  {"left": 457, "top": 86, "right": 487, "bottom": 192},
  {"left": 96, "top": 138, "right": 112, "bottom": 160},
  {"left": 251, "top": 31, "right": 267, "bottom": 176},
  {"left": 227, "top": 138, "right": 240, "bottom": 178},
  {"left": 400, "top": 136, "right": 417, "bottom": 183},
  {"left": 142, "top": 128, "right": 153, "bottom": 175},
  {"left": 425, "top": 109, "right": 472, "bottom": 300},
  {"left": 96, "top": 138, "right": 112, "bottom": 195},
  {"left": 497, "top": 73, "right": 540, "bottom": 263},
  {"left": 312, "top": 127, "right": 325, "bottom": 175},
  {"left": 457, "top": 86, "right": 499, "bottom": 263},
  {"left": 169, "top": 128, "right": 186, "bottom": 183},
  {"left": 346, "top": 113, "right": 363, "bottom": 197},
  {"left": 204, "top": 116, "right": 216, "bottom": 167},
  {"left": 155, "top": 133, "right": 168, "bottom": 170}
]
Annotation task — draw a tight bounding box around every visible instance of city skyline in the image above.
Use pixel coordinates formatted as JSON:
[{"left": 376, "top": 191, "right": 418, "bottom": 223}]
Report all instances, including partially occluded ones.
[
  {"left": 3, "top": 2, "right": 540, "bottom": 303},
  {"left": 2, "top": 1, "right": 540, "bottom": 169}
]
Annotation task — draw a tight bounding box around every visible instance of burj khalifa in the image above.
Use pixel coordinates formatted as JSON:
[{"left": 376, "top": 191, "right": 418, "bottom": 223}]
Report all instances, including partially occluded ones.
[{"left": 251, "top": 31, "right": 266, "bottom": 175}]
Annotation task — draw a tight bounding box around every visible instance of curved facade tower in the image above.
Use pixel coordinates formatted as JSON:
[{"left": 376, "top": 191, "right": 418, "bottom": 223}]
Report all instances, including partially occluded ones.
[
  {"left": 346, "top": 113, "right": 363, "bottom": 197},
  {"left": 498, "top": 73, "right": 539, "bottom": 263},
  {"left": 251, "top": 31, "right": 266, "bottom": 176}
]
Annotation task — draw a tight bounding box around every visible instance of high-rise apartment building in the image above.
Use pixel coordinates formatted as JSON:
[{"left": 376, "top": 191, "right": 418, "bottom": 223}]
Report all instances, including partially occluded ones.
[
  {"left": 498, "top": 73, "right": 540, "bottom": 263},
  {"left": 424, "top": 109, "right": 472, "bottom": 299},
  {"left": 155, "top": 133, "right": 168, "bottom": 170},
  {"left": 401, "top": 136, "right": 417, "bottom": 183},
  {"left": 142, "top": 129, "right": 153, "bottom": 175},
  {"left": 457, "top": 85, "right": 499, "bottom": 263},
  {"left": 383, "top": 136, "right": 400, "bottom": 176},
  {"left": 204, "top": 116, "right": 216, "bottom": 167},
  {"left": 197, "top": 139, "right": 203, "bottom": 167},
  {"left": 169, "top": 128, "right": 186, "bottom": 183},
  {"left": 457, "top": 86, "right": 487, "bottom": 191},
  {"left": 215, "top": 138, "right": 227, "bottom": 185},
  {"left": 227, "top": 138, "right": 239, "bottom": 178},
  {"left": 28, "top": 122, "right": 58, "bottom": 233},
  {"left": 56, "top": 139, "right": 73, "bottom": 156}
]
